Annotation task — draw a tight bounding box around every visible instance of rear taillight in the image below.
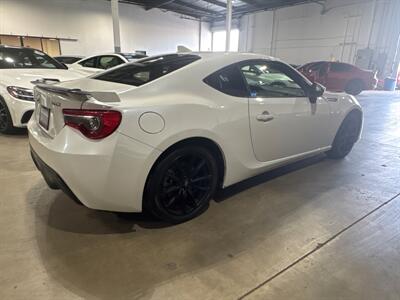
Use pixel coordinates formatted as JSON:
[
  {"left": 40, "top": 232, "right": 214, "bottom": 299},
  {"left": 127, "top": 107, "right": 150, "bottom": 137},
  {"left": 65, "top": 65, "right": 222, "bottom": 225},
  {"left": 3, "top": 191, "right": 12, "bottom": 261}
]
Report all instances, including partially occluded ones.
[{"left": 63, "top": 109, "right": 122, "bottom": 139}]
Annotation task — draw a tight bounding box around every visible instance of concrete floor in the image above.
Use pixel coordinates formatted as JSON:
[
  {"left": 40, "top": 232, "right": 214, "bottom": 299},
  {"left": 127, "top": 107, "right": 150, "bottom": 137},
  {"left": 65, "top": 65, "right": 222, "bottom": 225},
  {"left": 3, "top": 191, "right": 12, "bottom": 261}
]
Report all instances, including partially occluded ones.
[{"left": 0, "top": 91, "right": 399, "bottom": 300}]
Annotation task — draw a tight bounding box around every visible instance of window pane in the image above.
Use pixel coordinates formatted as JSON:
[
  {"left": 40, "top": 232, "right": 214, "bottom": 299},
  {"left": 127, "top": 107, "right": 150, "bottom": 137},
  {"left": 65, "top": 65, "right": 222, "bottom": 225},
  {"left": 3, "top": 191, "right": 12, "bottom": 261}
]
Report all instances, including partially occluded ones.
[
  {"left": 0, "top": 48, "right": 63, "bottom": 69},
  {"left": 309, "top": 62, "right": 324, "bottom": 71},
  {"left": 80, "top": 57, "right": 96, "bottom": 68},
  {"left": 204, "top": 64, "right": 248, "bottom": 97},
  {"left": 98, "top": 56, "right": 123, "bottom": 69},
  {"left": 95, "top": 54, "right": 200, "bottom": 86},
  {"left": 241, "top": 63, "right": 306, "bottom": 98},
  {"left": 330, "top": 63, "right": 351, "bottom": 72}
]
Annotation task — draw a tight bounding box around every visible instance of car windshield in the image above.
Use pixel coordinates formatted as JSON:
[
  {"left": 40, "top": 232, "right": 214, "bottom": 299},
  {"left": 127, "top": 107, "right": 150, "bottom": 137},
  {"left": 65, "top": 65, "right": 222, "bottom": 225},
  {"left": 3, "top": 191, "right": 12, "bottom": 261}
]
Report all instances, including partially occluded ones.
[
  {"left": 95, "top": 54, "right": 200, "bottom": 86},
  {"left": 0, "top": 48, "right": 66, "bottom": 69}
]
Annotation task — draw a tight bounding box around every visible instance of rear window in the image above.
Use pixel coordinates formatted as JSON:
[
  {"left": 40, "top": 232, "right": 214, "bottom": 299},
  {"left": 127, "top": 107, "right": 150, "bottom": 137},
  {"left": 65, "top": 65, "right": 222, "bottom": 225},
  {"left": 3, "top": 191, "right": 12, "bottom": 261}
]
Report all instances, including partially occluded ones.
[{"left": 95, "top": 54, "right": 200, "bottom": 86}]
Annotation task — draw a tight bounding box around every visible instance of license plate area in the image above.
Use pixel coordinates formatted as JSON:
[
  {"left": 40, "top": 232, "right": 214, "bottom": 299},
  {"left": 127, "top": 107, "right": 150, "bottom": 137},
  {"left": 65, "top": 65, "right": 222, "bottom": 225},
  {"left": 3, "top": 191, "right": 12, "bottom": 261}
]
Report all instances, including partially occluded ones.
[{"left": 39, "top": 106, "right": 50, "bottom": 130}]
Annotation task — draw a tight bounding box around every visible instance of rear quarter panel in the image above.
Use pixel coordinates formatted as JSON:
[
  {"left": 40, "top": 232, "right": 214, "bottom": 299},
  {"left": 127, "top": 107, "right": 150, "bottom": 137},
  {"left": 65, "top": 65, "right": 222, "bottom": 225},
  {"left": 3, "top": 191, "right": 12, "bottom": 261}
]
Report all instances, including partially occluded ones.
[{"left": 112, "top": 76, "right": 256, "bottom": 187}]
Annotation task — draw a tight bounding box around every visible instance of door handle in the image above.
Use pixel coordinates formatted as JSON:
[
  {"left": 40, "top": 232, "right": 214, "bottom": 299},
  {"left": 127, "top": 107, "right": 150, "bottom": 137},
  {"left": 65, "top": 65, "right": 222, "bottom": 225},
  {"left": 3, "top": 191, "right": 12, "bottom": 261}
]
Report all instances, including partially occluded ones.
[{"left": 256, "top": 111, "right": 274, "bottom": 122}]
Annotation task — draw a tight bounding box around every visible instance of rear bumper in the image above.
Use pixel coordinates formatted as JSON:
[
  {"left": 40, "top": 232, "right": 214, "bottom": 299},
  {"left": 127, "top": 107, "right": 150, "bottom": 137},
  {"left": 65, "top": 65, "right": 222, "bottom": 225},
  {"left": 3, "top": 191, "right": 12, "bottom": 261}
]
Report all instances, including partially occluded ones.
[
  {"left": 30, "top": 149, "right": 82, "bottom": 205},
  {"left": 28, "top": 119, "right": 161, "bottom": 212}
]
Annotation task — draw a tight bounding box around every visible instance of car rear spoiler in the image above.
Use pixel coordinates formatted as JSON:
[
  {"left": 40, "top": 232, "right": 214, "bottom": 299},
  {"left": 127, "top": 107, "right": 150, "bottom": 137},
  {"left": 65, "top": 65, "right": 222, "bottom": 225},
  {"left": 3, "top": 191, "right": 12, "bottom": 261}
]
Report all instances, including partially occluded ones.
[{"left": 34, "top": 84, "right": 120, "bottom": 103}]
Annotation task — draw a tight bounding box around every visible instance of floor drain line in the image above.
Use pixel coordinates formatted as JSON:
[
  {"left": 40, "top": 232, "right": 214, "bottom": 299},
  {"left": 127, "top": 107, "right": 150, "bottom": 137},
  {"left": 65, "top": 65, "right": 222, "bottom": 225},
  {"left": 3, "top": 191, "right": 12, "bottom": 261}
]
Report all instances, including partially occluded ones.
[{"left": 238, "top": 191, "right": 400, "bottom": 299}]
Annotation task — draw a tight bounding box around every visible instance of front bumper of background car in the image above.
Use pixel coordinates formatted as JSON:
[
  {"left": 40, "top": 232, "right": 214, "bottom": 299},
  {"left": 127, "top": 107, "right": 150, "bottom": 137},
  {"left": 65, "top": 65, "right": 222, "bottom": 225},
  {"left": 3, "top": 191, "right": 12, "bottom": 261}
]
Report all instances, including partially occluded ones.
[{"left": 2, "top": 93, "right": 35, "bottom": 127}]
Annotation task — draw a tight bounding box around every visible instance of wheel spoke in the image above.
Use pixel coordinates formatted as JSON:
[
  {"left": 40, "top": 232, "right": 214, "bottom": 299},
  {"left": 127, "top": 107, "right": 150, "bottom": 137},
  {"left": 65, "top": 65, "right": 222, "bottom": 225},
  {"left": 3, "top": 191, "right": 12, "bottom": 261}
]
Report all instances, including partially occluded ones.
[
  {"left": 191, "top": 184, "right": 210, "bottom": 192},
  {"left": 177, "top": 193, "right": 191, "bottom": 214},
  {"left": 166, "top": 169, "right": 181, "bottom": 184},
  {"left": 164, "top": 195, "right": 178, "bottom": 208},
  {"left": 162, "top": 185, "right": 179, "bottom": 195},
  {"left": 190, "top": 174, "right": 211, "bottom": 183},
  {"left": 191, "top": 159, "right": 206, "bottom": 177},
  {"left": 187, "top": 188, "right": 200, "bottom": 207}
]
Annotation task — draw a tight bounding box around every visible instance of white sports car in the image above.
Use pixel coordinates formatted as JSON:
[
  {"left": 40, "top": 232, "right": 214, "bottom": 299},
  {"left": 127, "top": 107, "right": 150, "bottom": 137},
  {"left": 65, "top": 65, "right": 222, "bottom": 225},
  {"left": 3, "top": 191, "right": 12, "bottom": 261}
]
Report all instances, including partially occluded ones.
[
  {"left": 0, "top": 46, "right": 84, "bottom": 133},
  {"left": 28, "top": 53, "right": 363, "bottom": 223}
]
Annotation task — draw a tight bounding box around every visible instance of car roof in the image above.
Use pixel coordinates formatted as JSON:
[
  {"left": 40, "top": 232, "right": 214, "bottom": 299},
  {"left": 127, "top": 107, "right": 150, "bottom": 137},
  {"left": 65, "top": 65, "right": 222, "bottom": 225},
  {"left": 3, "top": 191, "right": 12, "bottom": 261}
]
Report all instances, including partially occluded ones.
[
  {"left": 0, "top": 45, "right": 40, "bottom": 51},
  {"left": 127, "top": 52, "right": 282, "bottom": 80},
  {"left": 191, "top": 51, "right": 275, "bottom": 60},
  {"left": 55, "top": 55, "right": 84, "bottom": 58},
  {"left": 116, "top": 52, "right": 146, "bottom": 56},
  {"left": 172, "top": 51, "right": 279, "bottom": 67}
]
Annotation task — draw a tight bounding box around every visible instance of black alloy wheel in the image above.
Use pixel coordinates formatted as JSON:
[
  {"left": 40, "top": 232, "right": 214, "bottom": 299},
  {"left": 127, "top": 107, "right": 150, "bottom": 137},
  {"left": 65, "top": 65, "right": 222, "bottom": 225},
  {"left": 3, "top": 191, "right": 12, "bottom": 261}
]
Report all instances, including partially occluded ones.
[
  {"left": 0, "top": 98, "right": 15, "bottom": 134},
  {"left": 145, "top": 146, "right": 218, "bottom": 223},
  {"left": 326, "top": 112, "right": 361, "bottom": 159}
]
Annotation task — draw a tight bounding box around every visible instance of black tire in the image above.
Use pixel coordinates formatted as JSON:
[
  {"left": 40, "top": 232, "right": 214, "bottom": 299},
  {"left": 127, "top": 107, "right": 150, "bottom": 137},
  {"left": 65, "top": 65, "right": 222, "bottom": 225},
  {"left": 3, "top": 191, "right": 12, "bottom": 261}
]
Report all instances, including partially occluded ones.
[
  {"left": 0, "top": 97, "right": 17, "bottom": 134},
  {"left": 345, "top": 80, "right": 364, "bottom": 96},
  {"left": 144, "top": 146, "right": 219, "bottom": 223},
  {"left": 326, "top": 111, "right": 361, "bottom": 159}
]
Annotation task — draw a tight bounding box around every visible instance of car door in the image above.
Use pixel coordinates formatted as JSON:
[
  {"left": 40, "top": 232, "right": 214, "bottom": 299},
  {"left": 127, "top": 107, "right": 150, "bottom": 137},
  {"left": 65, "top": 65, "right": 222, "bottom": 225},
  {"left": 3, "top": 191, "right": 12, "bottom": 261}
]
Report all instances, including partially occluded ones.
[
  {"left": 240, "top": 60, "right": 332, "bottom": 162},
  {"left": 314, "top": 62, "right": 329, "bottom": 87},
  {"left": 325, "top": 62, "right": 352, "bottom": 91},
  {"left": 301, "top": 62, "right": 324, "bottom": 83}
]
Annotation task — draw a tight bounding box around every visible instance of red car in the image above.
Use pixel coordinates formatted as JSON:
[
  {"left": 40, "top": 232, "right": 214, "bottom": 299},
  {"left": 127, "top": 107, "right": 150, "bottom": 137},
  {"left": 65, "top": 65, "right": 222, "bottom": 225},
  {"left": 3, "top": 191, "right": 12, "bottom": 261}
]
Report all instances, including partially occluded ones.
[{"left": 298, "top": 61, "right": 377, "bottom": 95}]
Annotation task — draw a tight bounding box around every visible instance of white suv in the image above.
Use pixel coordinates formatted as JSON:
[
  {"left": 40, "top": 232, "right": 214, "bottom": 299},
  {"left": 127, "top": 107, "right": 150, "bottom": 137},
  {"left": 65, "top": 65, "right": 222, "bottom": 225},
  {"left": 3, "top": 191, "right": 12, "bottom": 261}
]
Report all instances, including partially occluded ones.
[{"left": 0, "top": 46, "right": 84, "bottom": 134}]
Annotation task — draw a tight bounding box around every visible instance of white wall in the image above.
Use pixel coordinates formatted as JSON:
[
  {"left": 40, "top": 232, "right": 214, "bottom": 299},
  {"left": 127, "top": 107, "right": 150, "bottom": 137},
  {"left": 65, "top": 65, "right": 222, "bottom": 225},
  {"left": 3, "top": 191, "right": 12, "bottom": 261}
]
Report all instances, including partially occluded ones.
[
  {"left": 200, "top": 21, "right": 212, "bottom": 52},
  {"left": 239, "top": 0, "right": 400, "bottom": 75},
  {"left": 0, "top": 0, "right": 212, "bottom": 56}
]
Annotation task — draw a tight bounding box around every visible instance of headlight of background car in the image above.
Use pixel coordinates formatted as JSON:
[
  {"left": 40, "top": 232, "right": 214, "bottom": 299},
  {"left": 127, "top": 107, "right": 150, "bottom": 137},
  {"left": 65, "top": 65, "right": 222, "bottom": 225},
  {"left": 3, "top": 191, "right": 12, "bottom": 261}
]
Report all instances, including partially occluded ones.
[{"left": 7, "top": 86, "right": 34, "bottom": 101}]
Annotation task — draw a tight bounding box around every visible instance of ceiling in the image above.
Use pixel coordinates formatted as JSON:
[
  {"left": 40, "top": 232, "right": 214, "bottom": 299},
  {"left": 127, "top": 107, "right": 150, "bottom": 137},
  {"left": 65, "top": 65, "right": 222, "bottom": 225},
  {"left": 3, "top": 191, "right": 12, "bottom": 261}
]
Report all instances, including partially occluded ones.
[{"left": 120, "top": 0, "right": 319, "bottom": 22}]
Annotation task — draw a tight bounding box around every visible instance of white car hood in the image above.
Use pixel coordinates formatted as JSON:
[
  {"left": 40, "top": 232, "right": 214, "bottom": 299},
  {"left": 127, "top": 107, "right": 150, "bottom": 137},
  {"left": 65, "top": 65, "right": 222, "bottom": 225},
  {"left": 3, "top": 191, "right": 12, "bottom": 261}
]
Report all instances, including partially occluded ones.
[{"left": 0, "top": 68, "right": 85, "bottom": 89}]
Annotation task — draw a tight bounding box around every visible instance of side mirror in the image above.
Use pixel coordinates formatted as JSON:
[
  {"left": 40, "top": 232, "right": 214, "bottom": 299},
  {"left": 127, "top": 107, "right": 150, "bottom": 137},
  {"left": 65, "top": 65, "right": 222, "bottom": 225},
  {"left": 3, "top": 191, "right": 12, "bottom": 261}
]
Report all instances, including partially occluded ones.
[{"left": 309, "top": 82, "right": 325, "bottom": 103}]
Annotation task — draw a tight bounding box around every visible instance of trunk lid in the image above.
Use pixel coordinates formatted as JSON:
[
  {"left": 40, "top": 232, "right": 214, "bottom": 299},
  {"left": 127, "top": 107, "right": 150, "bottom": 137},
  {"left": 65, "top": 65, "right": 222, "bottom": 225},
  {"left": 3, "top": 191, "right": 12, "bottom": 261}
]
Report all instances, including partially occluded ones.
[{"left": 33, "top": 79, "right": 130, "bottom": 138}]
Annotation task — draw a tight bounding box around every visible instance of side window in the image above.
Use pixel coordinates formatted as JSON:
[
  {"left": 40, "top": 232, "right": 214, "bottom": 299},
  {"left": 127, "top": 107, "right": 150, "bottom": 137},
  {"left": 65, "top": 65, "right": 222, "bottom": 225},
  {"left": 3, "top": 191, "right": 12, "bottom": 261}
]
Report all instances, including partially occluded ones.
[
  {"left": 330, "top": 63, "right": 352, "bottom": 72},
  {"left": 240, "top": 61, "right": 307, "bottom": 98},
  {"left": 35, "top": 55, "right": 57, "bottom": 68},
  {"left": 204, "top": 64, "right": 248, "bottom": 97},
  {"left": 319, "top": 62, "right": 329, "bottom": 76},
  {"left": 98, "top": 56, "right": 124, "bottom": 69},
  {"left": 309, "top": 62, "right": 323, "bottom": 72},
  {"left": 79, "top": 57, "right": 97, "bottom": 68}
]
